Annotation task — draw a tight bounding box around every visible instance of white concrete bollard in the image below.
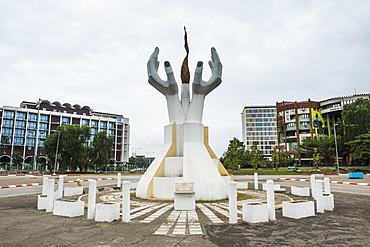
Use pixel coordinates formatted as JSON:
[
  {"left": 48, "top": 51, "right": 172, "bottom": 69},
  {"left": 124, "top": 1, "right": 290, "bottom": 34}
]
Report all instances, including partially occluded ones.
[
  {"left": 254, "top": 172, "right": 258, "bottom": 190},
  {"left": 316, "top": 180, "right": 324, "bottom": 213},
  {"left": 266, "top": 180, "right": 276, "bottom": 221},
  {"left": 46, "top": 179, "right": 55, "bottom": 213},
  {"left": 42, "top": 177, "right": 49, "bottom": 195},
  {"left": 310, "top": 175, "right": 316, "bottom": 199},
  {"left": 228, "top": 181, "right": 238, "bottom": 224},
  {"left": 122, "top": 181, "right": 131, "bottom": 222},
  {"left": 117, "top": 173, "right": 122, "bottom": 188},
  {"left": 57, "top": 175, "right": 64, "bottom": 199},
  {"left": 323, "top": 177, "right": 331, "bottom": 195},
  {"left": 87, "top": 180, "right": 97, "bottom": 220}
]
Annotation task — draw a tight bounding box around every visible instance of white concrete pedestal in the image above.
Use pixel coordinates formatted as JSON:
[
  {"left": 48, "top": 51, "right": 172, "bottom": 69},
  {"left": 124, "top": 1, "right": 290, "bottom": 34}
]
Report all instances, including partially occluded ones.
[
  {"left": 174, "top": 182, "right": 195, "bottom": 211},
  {"left": 291, "top": 186, "right": 310, "bottom": 196},
  {"left": 37, "top": 195, "right": 48, "bottom": 210},
  {"left": 242, "top": 202, "right": 268, "bottom": 223},
  {"left": 64, "top": 186, "right": 83, "bottom": 196},
  {"left": 95, "top": 203, "right": 120, "bottom": 222},
  {"left": 282, "top": 200, "right": 315, "bottom": 219},
  {"left": 53, "top": 200, "right": 84, "bottom": 217},
  {"left": 323, "top": 194, "right": 334, "bottom": 211}
]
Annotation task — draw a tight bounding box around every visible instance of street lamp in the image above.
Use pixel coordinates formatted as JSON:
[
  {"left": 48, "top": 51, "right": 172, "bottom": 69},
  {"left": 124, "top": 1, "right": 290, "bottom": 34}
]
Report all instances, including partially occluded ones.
[
  {"left": 333, "top": 122, "right": 340, "bottom": 174},
  {"left": 33, "top": 99, "right": 41, "bottom": 174},
  {"left": 132, "top": 147, "right": 141, "bottom": 171},
  {"left": 53, "top": 130, "right": 60, "bottom": 175}
]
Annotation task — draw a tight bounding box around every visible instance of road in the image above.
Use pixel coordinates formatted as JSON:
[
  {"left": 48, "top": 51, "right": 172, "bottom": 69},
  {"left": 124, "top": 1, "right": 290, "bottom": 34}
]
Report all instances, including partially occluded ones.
[
  {"left": 1, "top": 174, "right": 369, "bottom": 198},
  {"left": 0, "top": 175, "right": 141, "bottom": 198},
  {"left": 232, "top": 174, "right": 370, "bottom": 195}
]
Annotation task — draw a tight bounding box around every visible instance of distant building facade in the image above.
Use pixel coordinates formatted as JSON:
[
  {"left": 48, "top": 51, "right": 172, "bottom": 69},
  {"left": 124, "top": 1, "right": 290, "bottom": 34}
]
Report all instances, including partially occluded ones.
[
  {"left": 276, "top": 94, "right": 370, "bottom": 165},
  {"left": 0, "top": 100, "right": 130, "bottom": 170},
  {"left": 241, "top": 105, "right": 277, "bottom": 160}
]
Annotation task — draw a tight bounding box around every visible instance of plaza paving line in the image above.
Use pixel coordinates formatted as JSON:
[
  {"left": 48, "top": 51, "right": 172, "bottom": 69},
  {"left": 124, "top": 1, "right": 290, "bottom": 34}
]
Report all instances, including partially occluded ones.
[
  {"left": 172, "top": 211, "right": 187, "bottom": 235},
  {"left": 154, "top": 210, "right": 181, "bottom": 235},
  {"left": 197, "top": 203, "right": 224, "bottom": 224},
  {"left": 187, "top": 210, "right": 203, "bottom": 235},
  {"left": 139, "top": 203, "right": 173, "bottom": 223},
  {"left": 131, "top": 203, "right": 169, "bottom": 220}
]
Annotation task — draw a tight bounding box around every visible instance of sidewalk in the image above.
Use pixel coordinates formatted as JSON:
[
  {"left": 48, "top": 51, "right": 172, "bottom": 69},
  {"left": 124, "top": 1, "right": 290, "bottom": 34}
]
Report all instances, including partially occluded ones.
[{"left": 0, "top": 187, "right": 370, "bottom": 246}]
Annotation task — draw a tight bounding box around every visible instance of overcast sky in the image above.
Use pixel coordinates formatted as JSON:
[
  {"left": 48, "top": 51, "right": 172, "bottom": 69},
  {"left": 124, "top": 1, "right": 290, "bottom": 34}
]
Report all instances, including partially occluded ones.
[{"left": 1, "top": 0, "right": 369, "bottom": 157}]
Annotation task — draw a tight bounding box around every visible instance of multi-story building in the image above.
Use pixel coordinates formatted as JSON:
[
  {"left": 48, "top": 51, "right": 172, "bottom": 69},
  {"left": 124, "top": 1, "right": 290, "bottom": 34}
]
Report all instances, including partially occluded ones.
[
  {"left": 241, "top": 106, "right": 277, "bottom": 160},
  {"left": 276, "top": 94, "right": 370, "bottom": 165},
  {"left": 0, "top": 99, "right": 130, "bottom": 170}
]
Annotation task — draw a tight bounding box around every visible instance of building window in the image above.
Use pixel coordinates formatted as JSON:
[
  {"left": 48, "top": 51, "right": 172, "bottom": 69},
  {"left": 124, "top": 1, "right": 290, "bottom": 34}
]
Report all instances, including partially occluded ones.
[
  {"left": 108, "top": 122, "right": 115, "bottom": 129},
  {"left": 288, "top": 122, "right": 295, "bottom": 128},
  {"left": 2, "top": 119, "right": 14, "bottom": 127},
  {"left": 27, "top": 130, "right": 36, "bottom": 137},
  {"left": 91, "top": 128, "right": 98, "bottom": 134},
  {"left": 39, "top": 131, "right": 47, "bottom": 138},
  {"left": 4, "top": 110, "right": 15, "bottom": 118},
  {"left": 301, "top": 114, "right": 309, "bottom": 119},
  {"left": 39, "top": 123, "right": 48, "bottom": 130},
  {"left": 100, "top": 121, "right": 107, "bottom": 128},
  {"left": 26, "top": 138, "right": 35, "bottom": 146},
  {"left": 40, "top": 115, "right": 49, "bottom": 122},
  {"left": 1, "top": 135, "right": 12, "bottom": 144},
  {"left": 108, "top": 129, "right": 114, "bottom": 136},
  {"left": 38, "top": 139, "right": 44, "bottom": 147},
  {"left": 91, "top": 120, "right": 98, "bottom": 127},
  {"left": 1, "top": 128, "right": 12, "bottom": 136},
  {"left": 301, "top": 122, "right": 309, "bottom": 128},
  {"left": 82, "top": 119, "right": 90, "bottom": 126},
  {"left": 15, "top": 121, "right": 26, "bottom": 128},
  {"left": 14, "top": 129, "right": 25, "bottom": 137},
  {"left": 14, "top": 137, "right": 24, "bottom": 145},
  {"left": 16, "top": 112, "right": 26, "bottom": 120},
  {"left": 29, "top": 113, "right": 38, "bottom": 121},
  {"left": 62, "top": 117, "right": 70, "bottom": 125},
  {"left": 53, "top": 109, "right": 57, "bottom": 112}
]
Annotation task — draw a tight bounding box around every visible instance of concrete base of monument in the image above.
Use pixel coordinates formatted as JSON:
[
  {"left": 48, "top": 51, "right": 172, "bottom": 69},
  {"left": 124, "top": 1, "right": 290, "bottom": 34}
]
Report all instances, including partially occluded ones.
[{"left": 136, "top": 123, "right": 231, "bottom": 201}]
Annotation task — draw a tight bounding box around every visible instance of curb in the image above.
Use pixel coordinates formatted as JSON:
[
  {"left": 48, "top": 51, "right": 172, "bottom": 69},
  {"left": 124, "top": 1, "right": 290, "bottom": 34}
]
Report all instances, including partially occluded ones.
[
  {"left": 0, "top": 177, "right": 116, "bottom": 189},
  {"left": 0, "top": 174, "right": 80, "bottom": 177},
  {"left": 277, "top": 177, "right": 370, "bottom": 186}
]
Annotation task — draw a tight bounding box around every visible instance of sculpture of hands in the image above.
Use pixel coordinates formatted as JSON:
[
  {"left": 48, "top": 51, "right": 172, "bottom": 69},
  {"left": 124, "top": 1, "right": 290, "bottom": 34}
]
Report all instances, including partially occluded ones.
[{"left": 147, "top": 47, "right": 222, "bottom": 124}]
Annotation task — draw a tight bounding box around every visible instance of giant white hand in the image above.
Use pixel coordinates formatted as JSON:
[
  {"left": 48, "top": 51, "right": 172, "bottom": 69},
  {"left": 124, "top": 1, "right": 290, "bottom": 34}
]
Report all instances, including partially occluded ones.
[
  {"left": 192, "top": 47, "right": 222, "bottom": 96},
  {"left": 147, "top": 47, "right": 185, "bottom": 124},
  {"left": 186, "top": 47, "right": 223, "bottom": 123}
]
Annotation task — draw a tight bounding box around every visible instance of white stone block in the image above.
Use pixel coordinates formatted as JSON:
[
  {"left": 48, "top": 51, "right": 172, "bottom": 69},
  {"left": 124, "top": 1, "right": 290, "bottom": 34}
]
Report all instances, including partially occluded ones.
[
  {"left": 95, "top": 203, "right": 120, "bottom": 222},
  {"left": 53, "top": 200, "right": 84, "bottom": 217},
  {"left": 291, "top": 186, "right": 310, "bottom": 196},
  {"left": 282, "top": 200, "right": 315, "bottom": 219},
  {"left": 174, "top": 182, "right": 195, "bottom": 211},
  {"left": 64, "top": 186, "right": 84, "bottom": 196},
  {"left": 164, "top": 157, "right": 183, "bottom": 177},
  {"left": 263, "top": 183, "right": 283, "bottom": 191},
  {"left": 153, "top": 177, "right": 180, "bottom": 199},
  {"left": 236, "top": 182, "right": 248, "bottom": 189},
  {"left": 323, "top": 194, "right": 334, "bottom": 211},
  {"left": 37, "top": 195, "right": 48, "bottom": 210},
  {"left": 242, "top": 202, "right": 268, "bottom": 223}
]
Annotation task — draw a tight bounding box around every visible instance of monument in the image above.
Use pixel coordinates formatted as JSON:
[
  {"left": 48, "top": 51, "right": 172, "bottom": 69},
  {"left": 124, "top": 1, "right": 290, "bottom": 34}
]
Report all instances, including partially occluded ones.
[{"left": 136, "top": 28, "right": 231, "bottom": 201}]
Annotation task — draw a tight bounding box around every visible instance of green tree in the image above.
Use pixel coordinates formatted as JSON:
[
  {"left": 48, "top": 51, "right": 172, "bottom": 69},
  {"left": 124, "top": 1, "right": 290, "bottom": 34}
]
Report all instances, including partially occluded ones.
[
  {"left": 340, "top": 98, "right": 370, "bottom": 142},
  {"left": 271, "top": 146, "right": 288, "bottom": 169},
  {"left": 44, "top": 125, "right": 91, "bottom": 171},
  {"left": 221, "top": 138, "right": 248, "bottom": 170},
  {"left": 300, "top": 136, "right": 336, "bottom": 167},
  {"left": 91, "top": 131, "right": 114, "bottom": 171},
  {"left": 250, "top": 144, "right": 264, "bottom": 170},
  {"left": 348, "top": 133, "right": 370, "bottom": 166},
  {"left": 12, "top": 151, "right": 23, "bottom": 170}
]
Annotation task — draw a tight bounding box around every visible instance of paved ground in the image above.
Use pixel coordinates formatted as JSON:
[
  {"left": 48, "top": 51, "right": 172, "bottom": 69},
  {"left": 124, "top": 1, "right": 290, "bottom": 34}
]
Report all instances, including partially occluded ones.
[{"left": 0, "top": 176, "right": 370, "bottom": 246}]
